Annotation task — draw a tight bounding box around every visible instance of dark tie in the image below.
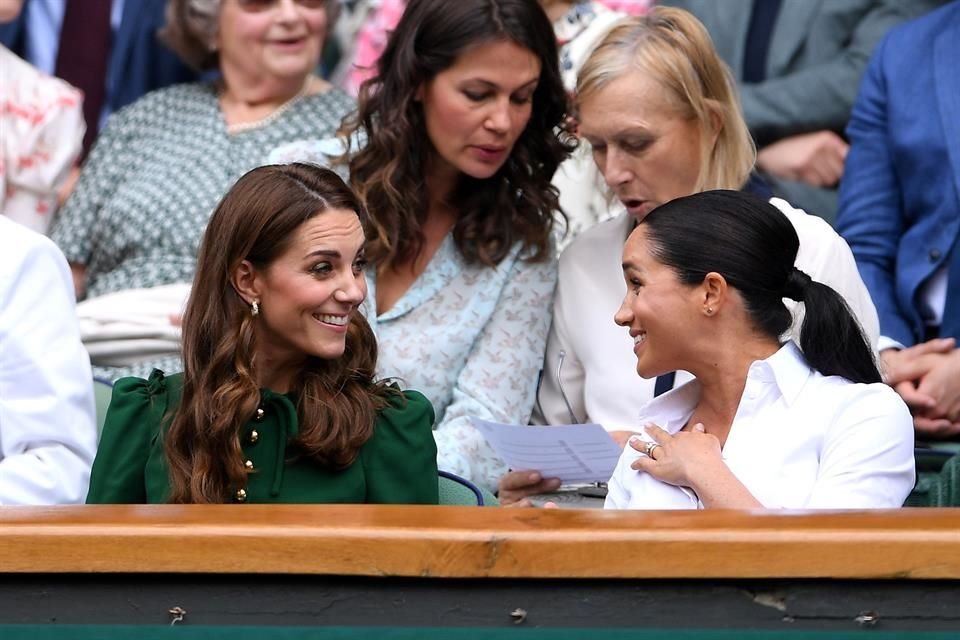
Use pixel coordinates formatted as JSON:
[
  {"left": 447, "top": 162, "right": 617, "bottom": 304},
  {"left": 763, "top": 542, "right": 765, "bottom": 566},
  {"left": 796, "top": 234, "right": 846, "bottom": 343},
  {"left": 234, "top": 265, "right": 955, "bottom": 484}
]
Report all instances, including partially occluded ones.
[
  {"left": 654, "top": 372, "right": 676, "bottom": 398},
  {"left": 54, "top": 0, "right": 113, "bottom": 161},
  {"left": 939, "top": 235, "right": 960, "bottom": 339},
  {"left": 743, "top": 0, "right": 784, "bottom": 84}
]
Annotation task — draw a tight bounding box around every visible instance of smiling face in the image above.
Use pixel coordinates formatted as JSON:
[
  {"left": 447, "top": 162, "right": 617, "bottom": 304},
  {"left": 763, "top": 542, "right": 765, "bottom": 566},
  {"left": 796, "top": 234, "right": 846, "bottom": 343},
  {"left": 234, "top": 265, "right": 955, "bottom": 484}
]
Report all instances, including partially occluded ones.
[
  {"left": 217, "top": 0, "right": 327, "bottom": 84},
  {"left": 418, "top": 38, "right": 542, "bottom": 187},
  {"left": 614, "top": 226, "right": 702, "bottom": 379},
  {"left": 247, "top": 208, "right": 367, "bottom": 367},
  {"left": 578, "top": 70, "right": 704, "bottom": 222}
]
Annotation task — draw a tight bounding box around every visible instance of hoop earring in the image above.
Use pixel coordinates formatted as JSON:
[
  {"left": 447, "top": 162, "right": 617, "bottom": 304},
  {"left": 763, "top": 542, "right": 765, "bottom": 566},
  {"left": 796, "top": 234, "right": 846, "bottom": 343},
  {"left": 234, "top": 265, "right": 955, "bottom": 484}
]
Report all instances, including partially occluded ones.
[{"left": 251, "top": 300, "right": 260, "bottom": 317}]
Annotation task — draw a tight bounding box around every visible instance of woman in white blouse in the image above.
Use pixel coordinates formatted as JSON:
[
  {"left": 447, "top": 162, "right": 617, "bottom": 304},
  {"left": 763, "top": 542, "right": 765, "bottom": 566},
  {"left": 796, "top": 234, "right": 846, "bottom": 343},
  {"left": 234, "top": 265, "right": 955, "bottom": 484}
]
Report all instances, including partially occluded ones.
[
  {"left": 497, "top": 7, "right": 880, "bottom": 505},
  {"left": 605, "top": 189, "right": 914, "bottom": 509}
]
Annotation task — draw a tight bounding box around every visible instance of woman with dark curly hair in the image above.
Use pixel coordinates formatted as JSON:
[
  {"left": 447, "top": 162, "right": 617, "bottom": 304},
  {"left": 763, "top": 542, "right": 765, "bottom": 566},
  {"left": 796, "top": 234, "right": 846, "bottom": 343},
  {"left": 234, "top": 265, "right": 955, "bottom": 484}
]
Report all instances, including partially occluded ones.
[
  {"left": 339, "top": 0, "right": 574, "bottom": 490},
  {"left": 86, "top": 164, "right": 438, "bottom": 504}
]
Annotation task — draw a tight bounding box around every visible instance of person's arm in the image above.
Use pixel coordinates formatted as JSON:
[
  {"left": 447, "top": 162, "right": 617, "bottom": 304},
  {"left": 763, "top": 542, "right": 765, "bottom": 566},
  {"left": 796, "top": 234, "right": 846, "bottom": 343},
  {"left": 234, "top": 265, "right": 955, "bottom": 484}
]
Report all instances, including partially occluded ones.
[
  {"left": 740, "top": 0, "right": 923, "bottom": 141},
  {"left": 86, "top": 374, "right": 169, "bottom": 504},
  {"left": 433, "top": 256, "right": 558, "bottom": 492},
  {"left": 362, "top": 389, "right": 440, "bottom": 505},
  {"left": 804, "top": 385, "right": 915, "bottom": 508},
  {"left": 0, "top": 233, "right": 97, "bottom": 505},
  {"left": 531, "top": 259, "right": 587, "bottom": 426},
  {"left": 756, "top": 130, "right": 848, "bottom": 188},
  {"left": 883, "top": 345, "right": 960, "bottom": 437},
  {"left": 912, "top": 349, "right": 960, "bottom": 433},
  {"left": 835, "top": 34, "right": 914, "bottom": 348}
]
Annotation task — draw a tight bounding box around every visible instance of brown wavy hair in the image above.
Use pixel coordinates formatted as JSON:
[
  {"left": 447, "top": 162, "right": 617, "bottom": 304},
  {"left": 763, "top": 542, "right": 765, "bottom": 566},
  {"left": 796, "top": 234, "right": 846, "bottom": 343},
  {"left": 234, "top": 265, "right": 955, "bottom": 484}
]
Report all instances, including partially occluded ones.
[
  {"left": 338, "top": 0, "right": 575, "bottom": 269},
  {"left": 165, "top": 163, "right": 394, "bottom": 504}
]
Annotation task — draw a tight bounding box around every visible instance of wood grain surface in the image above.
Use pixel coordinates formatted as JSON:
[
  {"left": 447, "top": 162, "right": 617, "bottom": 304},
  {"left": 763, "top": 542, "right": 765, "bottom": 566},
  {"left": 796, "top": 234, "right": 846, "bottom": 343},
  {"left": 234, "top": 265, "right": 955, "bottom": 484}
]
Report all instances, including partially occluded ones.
[{"left": 1, "top": 505, "right": 958, "bottom": 579}]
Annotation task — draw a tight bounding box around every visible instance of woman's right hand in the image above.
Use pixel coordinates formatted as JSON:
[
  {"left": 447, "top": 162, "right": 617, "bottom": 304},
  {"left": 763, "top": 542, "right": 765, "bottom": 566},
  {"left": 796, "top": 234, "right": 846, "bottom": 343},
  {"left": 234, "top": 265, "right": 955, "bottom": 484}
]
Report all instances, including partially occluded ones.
[
  {"left": 609, "top": 430, "right": 643, "bottom": 448},
  {"left": 497, "top": 470, "right": 562, "bottom": 507}
]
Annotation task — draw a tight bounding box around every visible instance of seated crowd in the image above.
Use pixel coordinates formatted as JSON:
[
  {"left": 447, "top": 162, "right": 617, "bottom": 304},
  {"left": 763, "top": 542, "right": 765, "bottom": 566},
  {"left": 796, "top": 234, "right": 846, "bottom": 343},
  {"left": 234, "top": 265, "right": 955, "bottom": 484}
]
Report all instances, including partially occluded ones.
[{"left": 0, "top": 0, "right": 958, "bottom": 509}]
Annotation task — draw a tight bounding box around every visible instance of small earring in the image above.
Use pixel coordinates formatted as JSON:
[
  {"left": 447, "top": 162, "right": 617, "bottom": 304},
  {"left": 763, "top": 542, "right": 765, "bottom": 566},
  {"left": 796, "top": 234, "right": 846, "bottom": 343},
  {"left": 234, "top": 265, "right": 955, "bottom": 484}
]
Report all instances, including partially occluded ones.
[
  {"left": 706, "top": 307, "right": 714, "bottom": 315},
  {"left": 251, "top": 300, "right": 260, "bottom": 317}
]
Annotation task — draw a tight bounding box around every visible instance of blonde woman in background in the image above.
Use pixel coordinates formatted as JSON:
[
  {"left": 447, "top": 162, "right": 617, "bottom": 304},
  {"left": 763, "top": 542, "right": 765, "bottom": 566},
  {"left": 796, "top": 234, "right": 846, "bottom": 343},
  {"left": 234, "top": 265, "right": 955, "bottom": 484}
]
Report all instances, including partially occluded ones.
[{"left": 501, "top": 8, "right": 880, "bottom": 505}]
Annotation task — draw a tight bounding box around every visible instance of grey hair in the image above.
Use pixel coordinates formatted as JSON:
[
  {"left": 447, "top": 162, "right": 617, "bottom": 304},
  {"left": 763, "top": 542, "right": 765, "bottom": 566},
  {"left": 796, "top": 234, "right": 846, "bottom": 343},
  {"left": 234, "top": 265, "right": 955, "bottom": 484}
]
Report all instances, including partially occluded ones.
[{"left": 160, "top": 0, "right": 339, "bottom": 72}]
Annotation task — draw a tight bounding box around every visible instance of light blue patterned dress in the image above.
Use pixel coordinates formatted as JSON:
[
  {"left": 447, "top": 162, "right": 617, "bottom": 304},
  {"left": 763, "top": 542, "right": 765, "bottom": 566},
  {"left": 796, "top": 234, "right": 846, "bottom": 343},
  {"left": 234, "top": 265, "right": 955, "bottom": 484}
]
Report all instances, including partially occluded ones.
[{"left": 364, "top": 235, "right": 558, "bottom": 491}]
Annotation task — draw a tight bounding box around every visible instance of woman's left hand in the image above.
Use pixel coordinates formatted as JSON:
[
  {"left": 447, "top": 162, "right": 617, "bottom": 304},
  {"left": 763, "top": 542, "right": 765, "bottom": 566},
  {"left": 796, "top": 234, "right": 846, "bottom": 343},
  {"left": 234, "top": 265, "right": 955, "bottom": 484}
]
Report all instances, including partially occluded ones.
[{"left": 629, "top": 423, "right": 723, "bottom": 488}]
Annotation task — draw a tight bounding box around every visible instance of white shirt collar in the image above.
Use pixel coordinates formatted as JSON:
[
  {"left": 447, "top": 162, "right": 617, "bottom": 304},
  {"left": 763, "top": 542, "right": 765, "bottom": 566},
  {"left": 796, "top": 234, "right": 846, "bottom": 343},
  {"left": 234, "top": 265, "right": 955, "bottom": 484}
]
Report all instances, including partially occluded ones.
[{"left": 636, "top": 341, "right": 813, "bottom": 430}]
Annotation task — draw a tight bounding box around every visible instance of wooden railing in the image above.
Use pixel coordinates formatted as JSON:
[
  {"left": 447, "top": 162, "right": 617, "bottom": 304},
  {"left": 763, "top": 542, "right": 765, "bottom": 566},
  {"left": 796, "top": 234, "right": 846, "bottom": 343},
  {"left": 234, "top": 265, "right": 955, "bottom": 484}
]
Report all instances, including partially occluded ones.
[{"left": 2, "top": 505, "right": 959, "bottom": 579}]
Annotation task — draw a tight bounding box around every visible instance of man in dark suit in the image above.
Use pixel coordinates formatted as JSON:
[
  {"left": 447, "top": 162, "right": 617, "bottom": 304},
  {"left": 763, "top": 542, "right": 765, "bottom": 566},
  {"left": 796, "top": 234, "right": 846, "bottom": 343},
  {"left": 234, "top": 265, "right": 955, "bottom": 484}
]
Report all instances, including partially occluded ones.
[
  {"left": 837, "top": 1, "right": 960, "bottom": 438},
  {"left": 0, "top": 0, "right": 197, "bottom": 153},
  {"left": 662, "top": 0, "right": 943, "bottom": 224}
]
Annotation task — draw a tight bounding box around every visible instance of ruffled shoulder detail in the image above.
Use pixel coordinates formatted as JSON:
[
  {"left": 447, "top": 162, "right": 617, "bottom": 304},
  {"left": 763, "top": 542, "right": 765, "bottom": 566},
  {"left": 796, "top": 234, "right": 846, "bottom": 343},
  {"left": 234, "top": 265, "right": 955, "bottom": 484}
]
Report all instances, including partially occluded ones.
[{"left": 87, "top": 370, "right": 181, "bottom": 503}]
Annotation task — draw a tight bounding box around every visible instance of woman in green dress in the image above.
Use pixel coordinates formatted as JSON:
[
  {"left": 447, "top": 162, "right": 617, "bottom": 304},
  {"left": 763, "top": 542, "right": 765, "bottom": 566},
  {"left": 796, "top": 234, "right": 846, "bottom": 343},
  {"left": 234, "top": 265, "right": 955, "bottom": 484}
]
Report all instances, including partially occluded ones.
[{"left": 86, "top": 164, "right": 439, "bottom": 505}]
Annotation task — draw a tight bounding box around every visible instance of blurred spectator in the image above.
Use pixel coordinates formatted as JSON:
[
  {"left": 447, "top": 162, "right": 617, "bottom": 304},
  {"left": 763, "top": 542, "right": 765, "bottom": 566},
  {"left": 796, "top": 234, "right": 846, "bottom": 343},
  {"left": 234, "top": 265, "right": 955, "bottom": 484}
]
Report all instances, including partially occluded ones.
[
  {"left": 544, "top": 1, "right": 627, "bottom": 247},
  {"left": 49, "top": 0, "right": 354, "bottom": 382},
  {"left": 837, "top": 1, "right": 960, "bottom": 439},
  {"left": 0, "top": 0, "right": 198, "bottom": 160},
  {"left": 0, "top": 0, "right": 83, "bottom": 233},
  {"left": 0, "top": 215, "right": 96, "bottom": 505},
  {"left": 334, "top": 0, "right": 645, "bottom": 97},
  {"left": 660, "top": 0, "right": 943, "bottom": 224},
  {"left": 335, "top": 0, "right": 406, "bottom": 95},
  {"left": 597, "top": 0, "right": 649, "bottom": 14}
]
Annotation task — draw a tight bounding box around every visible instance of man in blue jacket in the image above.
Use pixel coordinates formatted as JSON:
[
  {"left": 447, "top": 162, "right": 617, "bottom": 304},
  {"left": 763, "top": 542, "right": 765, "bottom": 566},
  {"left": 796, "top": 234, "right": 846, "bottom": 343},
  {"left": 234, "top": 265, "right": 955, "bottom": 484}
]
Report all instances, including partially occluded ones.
[{"left": 837, "top": 1, "right": 960, "bottom": 438}]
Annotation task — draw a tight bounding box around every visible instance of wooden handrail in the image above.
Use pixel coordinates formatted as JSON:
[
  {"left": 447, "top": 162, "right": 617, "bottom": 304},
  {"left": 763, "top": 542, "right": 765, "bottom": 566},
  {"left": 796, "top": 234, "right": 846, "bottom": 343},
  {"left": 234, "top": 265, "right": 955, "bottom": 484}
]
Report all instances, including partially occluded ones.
[{"left": 2, "top": 506, "right": 959, "bottom": 579}]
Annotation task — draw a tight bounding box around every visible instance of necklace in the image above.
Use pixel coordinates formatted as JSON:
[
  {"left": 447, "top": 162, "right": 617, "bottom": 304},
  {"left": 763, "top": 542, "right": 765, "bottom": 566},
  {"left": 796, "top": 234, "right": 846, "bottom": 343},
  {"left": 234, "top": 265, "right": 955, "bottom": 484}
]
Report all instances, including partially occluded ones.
[{"left": 224, "top": 80, "right": 311, "bottom": 135}]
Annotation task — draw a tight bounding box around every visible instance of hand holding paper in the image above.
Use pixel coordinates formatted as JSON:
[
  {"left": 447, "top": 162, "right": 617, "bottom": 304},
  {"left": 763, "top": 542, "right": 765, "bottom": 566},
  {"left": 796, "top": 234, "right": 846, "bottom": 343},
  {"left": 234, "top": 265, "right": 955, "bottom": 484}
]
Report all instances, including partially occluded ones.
[{"left": 470, "top": 418, "right": 622, "bottom": 484}]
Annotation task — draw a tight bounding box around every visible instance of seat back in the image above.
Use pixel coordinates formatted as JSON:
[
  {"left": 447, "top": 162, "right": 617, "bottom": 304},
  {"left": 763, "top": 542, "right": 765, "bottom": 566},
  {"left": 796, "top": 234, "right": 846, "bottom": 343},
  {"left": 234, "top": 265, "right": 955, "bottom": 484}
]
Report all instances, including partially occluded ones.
[
  {"left": 93, "top": 378, "right": 114, "bottom": 442},
  {"left": 437, "top": 470, "right": 499, "bottom": 506},
  {"left": 906, "top": 451, "right": 960, "bottom": 507}
]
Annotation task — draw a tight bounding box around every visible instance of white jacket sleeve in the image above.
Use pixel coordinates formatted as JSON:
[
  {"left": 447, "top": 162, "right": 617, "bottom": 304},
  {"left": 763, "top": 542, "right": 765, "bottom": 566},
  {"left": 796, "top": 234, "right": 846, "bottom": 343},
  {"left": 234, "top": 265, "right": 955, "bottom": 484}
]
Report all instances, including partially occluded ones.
[{"left": 0, "top": 220, "right": 97, "bottom": 504}]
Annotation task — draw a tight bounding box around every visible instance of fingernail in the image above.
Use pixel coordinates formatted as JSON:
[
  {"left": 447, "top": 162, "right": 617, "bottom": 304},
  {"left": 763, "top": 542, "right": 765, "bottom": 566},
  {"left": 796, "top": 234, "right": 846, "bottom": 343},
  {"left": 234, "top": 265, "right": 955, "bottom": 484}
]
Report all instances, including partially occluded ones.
[{"left": 529, "top": 472, "right": 541, "bottom": 482}]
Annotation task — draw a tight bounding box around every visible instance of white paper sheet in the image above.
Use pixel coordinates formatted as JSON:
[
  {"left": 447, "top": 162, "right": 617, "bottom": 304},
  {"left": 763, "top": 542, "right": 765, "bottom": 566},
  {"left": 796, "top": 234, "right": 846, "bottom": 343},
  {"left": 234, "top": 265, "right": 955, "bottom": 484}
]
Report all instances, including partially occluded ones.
[{"left": 470, "top": 418, "right": 623, "bottom": 484}]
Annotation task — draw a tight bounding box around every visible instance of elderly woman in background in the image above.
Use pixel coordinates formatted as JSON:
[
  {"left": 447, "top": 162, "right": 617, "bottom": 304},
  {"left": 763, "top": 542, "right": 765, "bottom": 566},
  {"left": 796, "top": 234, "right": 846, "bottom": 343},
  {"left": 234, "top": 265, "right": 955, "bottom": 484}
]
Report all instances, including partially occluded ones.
[
  {"left": 341, "top": 0, "right": 573, "bottom": 491},
  {"left": 51, "top": 0, "right": 354, "bottom": 380},
  {"left": 500, "top": 8, "right": 880, "bottom": 504},
  {"left": 606, "top": 190, "right": 913, "bottom": 509},
  {"left": 87, "top": 164, "right": 438, "bottom": 504}
]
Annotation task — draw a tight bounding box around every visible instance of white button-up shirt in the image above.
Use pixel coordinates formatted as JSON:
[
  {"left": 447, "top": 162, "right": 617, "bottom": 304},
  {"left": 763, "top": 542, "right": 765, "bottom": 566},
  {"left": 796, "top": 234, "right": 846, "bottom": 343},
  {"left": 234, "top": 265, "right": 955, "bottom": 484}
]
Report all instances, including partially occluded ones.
[{"left": 605, "top": 342, "right": 915, "bottom": 510}]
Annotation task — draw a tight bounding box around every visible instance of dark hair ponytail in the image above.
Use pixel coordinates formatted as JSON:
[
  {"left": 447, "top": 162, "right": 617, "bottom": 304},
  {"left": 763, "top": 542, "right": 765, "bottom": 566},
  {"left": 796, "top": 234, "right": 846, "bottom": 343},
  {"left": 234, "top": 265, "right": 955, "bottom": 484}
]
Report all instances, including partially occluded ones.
[
  {"left": 641, "top": 190, "right": 881, "bottom": 384},
  {"left": 781, "top": 267, "right": 881, "bottom": 384}
]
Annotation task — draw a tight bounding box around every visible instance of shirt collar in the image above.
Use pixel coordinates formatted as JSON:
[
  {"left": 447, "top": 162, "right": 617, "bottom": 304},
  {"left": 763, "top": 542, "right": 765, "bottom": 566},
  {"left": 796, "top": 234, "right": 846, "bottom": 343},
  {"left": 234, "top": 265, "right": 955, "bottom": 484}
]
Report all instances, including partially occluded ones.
[
  {"left": 748, "top": 341, "right": 812, "bottom": 407},
  {"left": 635, "top": 341, "right": 813, "bottom": 428}
]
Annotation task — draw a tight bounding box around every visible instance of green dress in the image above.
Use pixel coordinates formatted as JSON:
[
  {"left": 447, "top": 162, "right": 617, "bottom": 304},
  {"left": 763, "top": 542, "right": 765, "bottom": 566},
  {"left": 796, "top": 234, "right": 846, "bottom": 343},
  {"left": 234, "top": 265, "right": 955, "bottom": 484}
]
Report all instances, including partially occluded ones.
[{"left": 86, "top": 371, "right": 439, "bottom": 504}]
